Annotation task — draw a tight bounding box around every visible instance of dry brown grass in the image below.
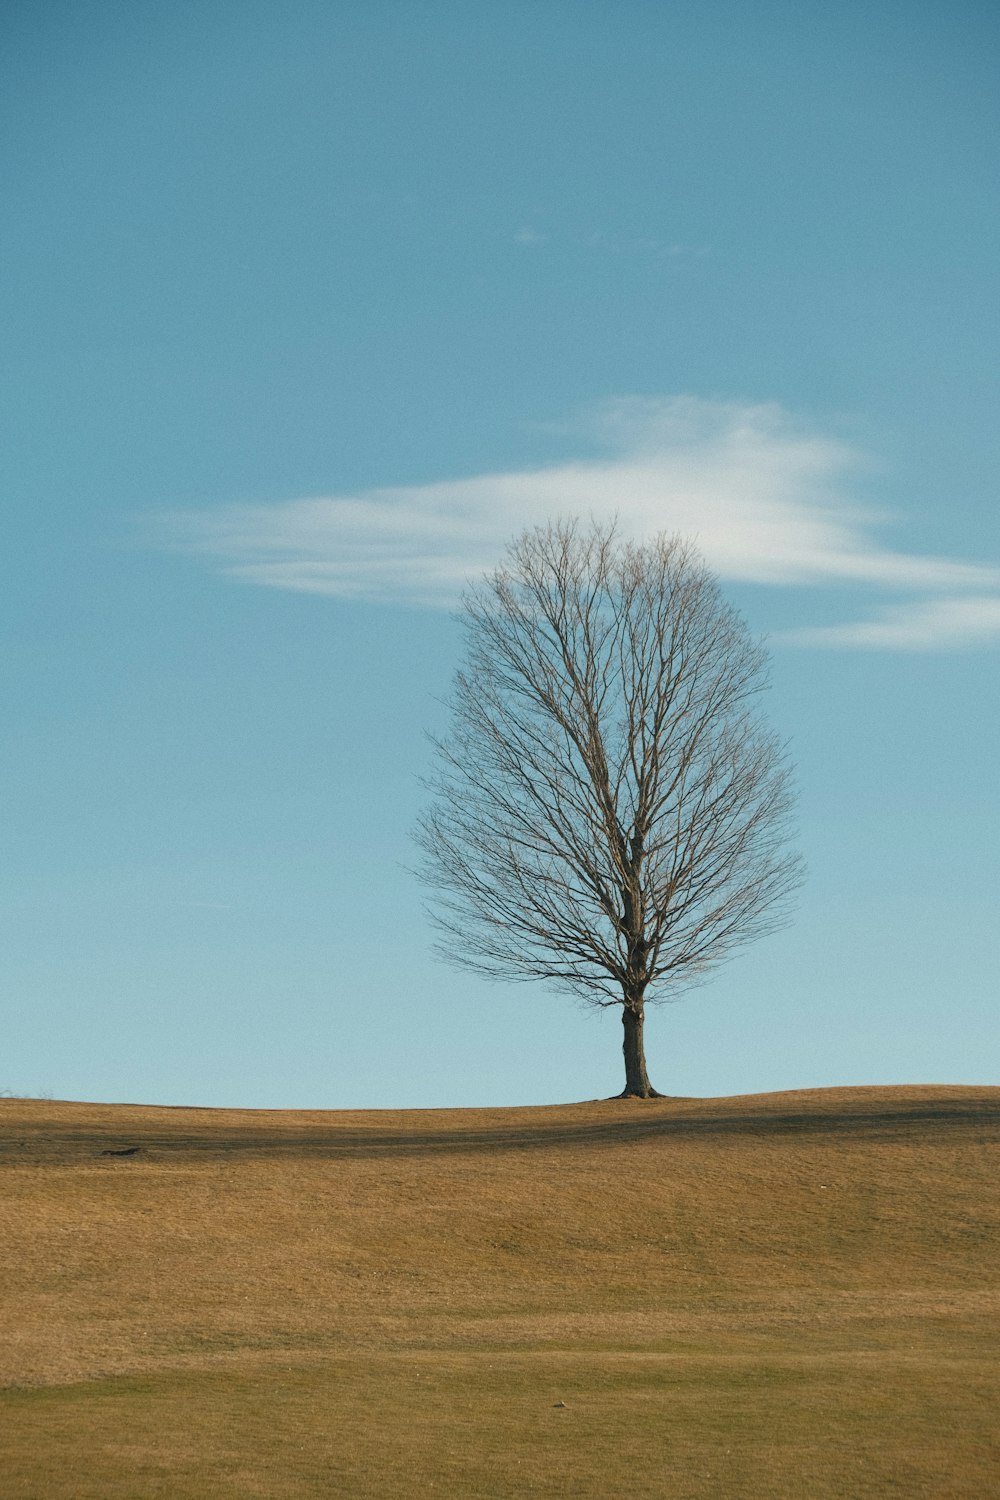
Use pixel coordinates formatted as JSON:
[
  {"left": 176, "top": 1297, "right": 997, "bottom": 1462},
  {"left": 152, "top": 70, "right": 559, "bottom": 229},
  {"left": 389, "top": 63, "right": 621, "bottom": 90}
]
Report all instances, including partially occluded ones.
[{"left": 2, "top": 1086, "right": 998, "bottom": 1496}]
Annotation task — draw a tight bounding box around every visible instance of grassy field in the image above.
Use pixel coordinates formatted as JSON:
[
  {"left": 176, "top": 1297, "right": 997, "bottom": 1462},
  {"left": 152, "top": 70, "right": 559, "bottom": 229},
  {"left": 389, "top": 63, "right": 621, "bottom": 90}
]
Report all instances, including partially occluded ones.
[{"left": 1, "top": 1085, "right": 998, "bottom": 1497}]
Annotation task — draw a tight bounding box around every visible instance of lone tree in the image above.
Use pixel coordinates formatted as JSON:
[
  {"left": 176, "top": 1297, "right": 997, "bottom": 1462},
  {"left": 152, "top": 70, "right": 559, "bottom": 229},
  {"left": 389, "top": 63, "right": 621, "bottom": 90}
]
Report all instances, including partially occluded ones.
[{"left": 415, "top": 520, "right": 802, "bottom": 1098}]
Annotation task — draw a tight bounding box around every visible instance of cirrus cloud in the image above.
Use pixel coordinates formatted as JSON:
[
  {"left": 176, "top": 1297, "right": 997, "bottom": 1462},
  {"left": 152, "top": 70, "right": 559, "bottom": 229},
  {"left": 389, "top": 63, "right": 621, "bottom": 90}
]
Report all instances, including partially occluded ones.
[{"left": 161, "top": 396, "right": 1000, "bottom": 649}]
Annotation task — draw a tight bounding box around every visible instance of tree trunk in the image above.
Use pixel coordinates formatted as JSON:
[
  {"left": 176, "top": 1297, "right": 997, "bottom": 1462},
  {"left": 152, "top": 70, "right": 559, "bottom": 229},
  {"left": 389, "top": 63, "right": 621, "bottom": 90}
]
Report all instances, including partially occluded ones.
[{"left": 620, "top": 1003, "right": 661, "bottom": 1098}]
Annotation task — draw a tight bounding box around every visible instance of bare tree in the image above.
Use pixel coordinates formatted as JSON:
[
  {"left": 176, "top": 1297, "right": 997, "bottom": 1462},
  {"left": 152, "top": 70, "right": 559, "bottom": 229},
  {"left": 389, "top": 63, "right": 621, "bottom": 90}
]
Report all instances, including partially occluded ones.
[{"left": 414, "top": 519, "right": 803, "bottom": 1098}]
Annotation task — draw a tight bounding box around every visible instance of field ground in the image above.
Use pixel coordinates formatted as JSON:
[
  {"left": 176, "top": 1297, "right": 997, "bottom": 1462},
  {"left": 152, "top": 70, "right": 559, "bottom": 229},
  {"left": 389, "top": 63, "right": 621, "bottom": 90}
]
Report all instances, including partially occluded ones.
[{"left": 1, "top": 1086, "right": 998, "bottom": 1497}]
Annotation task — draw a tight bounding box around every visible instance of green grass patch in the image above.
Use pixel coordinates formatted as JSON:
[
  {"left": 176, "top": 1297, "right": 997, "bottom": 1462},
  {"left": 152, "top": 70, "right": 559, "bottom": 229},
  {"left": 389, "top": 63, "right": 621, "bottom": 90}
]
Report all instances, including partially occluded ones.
[{"left": 4, "top": 1347, "right": 997, "bottom": 1499}]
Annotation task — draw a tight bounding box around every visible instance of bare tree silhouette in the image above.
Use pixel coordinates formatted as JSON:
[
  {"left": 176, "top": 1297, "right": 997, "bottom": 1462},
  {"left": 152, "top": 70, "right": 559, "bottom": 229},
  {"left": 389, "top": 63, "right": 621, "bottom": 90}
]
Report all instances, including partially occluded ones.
[{"left": 415, "top": 519, "right": 803, "bottom": 1097}]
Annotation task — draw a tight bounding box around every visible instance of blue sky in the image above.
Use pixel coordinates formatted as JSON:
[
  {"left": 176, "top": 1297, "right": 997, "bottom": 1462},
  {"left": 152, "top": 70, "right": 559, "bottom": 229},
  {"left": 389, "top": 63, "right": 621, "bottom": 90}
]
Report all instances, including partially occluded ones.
[{"left": 3, "top": 0, "right": 997, "bottom": 1107}]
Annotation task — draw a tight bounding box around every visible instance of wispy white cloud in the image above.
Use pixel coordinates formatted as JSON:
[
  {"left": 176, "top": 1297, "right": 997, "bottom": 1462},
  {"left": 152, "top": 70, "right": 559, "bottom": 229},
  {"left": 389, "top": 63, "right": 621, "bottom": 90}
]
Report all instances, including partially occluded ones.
[
  {"left": 785, "top": 596, "right": 1000, "bottom": 651},
  {"left": 586, "top": 232, "right": 710, "bottom": 261},
  {"left": 162, "top": 396, "right": 1000, "bottom": 649}
]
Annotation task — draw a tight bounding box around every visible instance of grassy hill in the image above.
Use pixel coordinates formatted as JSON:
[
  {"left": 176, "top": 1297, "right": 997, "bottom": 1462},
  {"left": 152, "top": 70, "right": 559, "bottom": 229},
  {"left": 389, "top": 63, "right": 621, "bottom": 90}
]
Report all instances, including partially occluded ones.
[{"left": 1, "top": 1086, "right": 998, "bottom": 1497}]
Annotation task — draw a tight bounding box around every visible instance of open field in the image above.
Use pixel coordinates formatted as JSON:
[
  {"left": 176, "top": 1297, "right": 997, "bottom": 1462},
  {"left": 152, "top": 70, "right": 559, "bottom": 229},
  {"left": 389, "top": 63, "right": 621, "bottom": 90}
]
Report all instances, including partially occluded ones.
[{"left": 1, "top": 1086, "right": 998, "bottom": 1497}]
